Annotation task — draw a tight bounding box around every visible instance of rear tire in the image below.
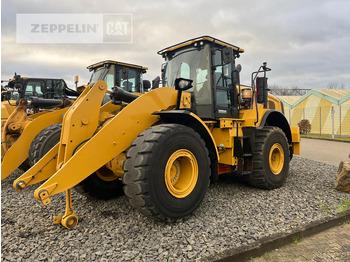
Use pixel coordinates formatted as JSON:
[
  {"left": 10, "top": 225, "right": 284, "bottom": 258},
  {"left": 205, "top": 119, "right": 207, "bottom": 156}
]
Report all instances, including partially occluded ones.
[
  {"left": 28, "top": 123, "right": 62, "bottom": 166},
  {"left": 123, "top": 124, "right": 210, "bottom": 221},
  {"left": 246, "top": 127, "right": 289, "bottom": 189},
  {"left": 74, "top": 170, "right": 124, "bottom": 200}
]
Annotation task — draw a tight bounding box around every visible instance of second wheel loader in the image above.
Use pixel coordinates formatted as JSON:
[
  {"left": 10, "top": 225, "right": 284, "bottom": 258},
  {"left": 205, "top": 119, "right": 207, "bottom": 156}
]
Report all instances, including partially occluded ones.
[
  {"left": 1, "top": 61, "right": 150, "bottom": 180},
  {"left": 14, "top": 36, "right": 300, "bottom": 229}
]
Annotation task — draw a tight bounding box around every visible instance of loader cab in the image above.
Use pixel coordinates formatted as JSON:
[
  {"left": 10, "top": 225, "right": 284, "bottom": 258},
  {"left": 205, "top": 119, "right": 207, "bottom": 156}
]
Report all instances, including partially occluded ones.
[
  {"left": 88, "top": 60, "right": 148, "bottom": 92},
  {"left": 87, "top": 60, "right": 148, "bottom": 104},
  {"left": 158, "top": 36, "right": 244, "bottom": 120},
  {"left": 7, "top": 75, "right": 77, "bottom": 101}
]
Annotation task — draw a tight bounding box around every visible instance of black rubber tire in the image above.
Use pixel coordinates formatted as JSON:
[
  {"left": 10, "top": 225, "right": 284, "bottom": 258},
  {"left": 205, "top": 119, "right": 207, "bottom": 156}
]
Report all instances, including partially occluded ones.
[
  {"left": 74, "top": 171, "right": 124, "bottom": 200},
  {"left": 246, "top": 126, "right": 290, "bottom": 189},
  {"left": 19, "top": 159, "right": 30, "bottom": 172},
  {"left": 123, "top": 124, "right": 210, "bottom": 221},
  {"left": 28, "top": 123, "right": 62, "bottom": 166}
]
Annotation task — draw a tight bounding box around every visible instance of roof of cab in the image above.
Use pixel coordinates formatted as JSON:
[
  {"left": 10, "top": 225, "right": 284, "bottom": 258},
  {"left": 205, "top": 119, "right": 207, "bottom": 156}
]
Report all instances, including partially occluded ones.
[
  {"left": 157, "top": 35, "right": 244, "bottom": 55},
  {"left": 87, "top": 60, "right": 148, "bottom": 71}
]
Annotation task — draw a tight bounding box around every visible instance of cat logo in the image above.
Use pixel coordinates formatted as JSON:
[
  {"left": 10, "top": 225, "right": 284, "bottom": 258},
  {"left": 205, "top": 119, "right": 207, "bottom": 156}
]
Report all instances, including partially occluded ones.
[{"left": 106, "top": 22, "right": 129, "bottom": 36}]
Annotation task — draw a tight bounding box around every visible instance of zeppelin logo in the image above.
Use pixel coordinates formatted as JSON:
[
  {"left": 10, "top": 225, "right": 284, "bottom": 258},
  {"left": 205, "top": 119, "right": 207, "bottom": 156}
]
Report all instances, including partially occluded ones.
[
  {"left": 17, "top": 13, "right": 133, "bottom": 43},
  {"left": 30, "top": 24, "right": 99, "bottom": 33}
]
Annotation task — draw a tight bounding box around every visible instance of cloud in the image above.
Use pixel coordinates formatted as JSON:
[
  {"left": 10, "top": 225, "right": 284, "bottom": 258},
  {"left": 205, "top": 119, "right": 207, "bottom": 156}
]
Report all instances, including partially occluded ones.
[{"left": 1, "top": 0, "right": 350, "bottom": 89}]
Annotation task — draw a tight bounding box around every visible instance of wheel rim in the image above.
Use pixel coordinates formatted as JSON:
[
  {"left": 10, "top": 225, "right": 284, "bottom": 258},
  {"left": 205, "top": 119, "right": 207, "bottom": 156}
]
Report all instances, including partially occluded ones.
[
  {"left": 269, "top": 143, "right": 284, "bottom": 175},
  {"left": 96, "top": 167, "right": 119, "bottom": 182},
  {"left": 165, "top": 149, "right": 198, "bottom": 198}
]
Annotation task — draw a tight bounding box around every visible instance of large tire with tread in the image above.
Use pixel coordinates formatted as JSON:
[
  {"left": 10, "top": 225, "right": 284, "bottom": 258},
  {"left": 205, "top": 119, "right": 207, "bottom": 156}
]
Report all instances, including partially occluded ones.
[
  {"left": 74, "top": 171, "right": 124, "bottom": 200},
  {"left": 28, "top": 123, "right": 62, "bottom": 166},
  {"left": 123, "top": 124, "right": 210, "bottom": 221},
  {"left": 19, "top": 159, "right": 30, "bottom": 172},
  {"left": 246, "top": 126, "right": 289, "bottom": 189}
]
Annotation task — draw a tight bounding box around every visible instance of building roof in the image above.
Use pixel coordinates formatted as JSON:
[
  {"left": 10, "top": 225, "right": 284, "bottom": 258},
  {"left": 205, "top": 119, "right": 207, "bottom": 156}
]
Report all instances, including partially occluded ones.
[
  {"left": 277, "top": 96, "right": 302, "bottom": 108},
  {"left": 315, "top": 89, "right": 350, "bottom": 102},
  {"left": 277, "top": 89, "right": 350, "bottom": 108},
  {"left": 157, "top": 36, "right": 244, "bottom": 55}
]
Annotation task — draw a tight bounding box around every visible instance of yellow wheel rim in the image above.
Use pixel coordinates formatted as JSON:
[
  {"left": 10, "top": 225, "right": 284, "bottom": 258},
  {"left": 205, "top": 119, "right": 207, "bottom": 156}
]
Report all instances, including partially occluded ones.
[
  {"left": 96, "top": 167, "right": 119, "bottom": 182},
  {"left": 269, "top": 143, "right": 284, "bottom": 175},
  {"left": 165, "top": 149, "right": 198, "bottom": 198}
]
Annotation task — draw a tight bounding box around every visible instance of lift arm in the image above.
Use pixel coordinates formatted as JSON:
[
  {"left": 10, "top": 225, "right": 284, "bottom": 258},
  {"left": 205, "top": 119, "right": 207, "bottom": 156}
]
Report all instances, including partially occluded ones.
[
  {"left": 1, "top": 107, "right": 68, "bottom": 180},
  {"left": 21, "top": 86, "right": 178, "bottom": 204}
]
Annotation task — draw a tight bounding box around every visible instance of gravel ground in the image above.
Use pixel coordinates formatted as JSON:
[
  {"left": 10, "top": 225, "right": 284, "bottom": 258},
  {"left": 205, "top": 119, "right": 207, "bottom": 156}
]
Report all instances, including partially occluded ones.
[{"left": 2, "top": 156, "right": 350, "bottom": 261}]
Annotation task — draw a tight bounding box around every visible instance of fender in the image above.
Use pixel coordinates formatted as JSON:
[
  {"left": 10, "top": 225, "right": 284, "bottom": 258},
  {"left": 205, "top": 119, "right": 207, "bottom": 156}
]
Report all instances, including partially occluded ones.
[
  {"left": 153, "top": 110, "right": 219, "bottom": 182},
  {"left": 258, "top": 109, "right": 292, "bottom": 143}
]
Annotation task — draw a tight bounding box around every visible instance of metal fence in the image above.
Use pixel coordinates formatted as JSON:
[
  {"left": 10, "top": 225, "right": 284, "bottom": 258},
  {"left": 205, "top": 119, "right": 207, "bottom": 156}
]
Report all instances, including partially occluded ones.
[
  {"left": 285, "top": 104, "right": 350, "bottom": 138},
  {"left": 270, "top": 89, "right": 311, "bottom": 96}
]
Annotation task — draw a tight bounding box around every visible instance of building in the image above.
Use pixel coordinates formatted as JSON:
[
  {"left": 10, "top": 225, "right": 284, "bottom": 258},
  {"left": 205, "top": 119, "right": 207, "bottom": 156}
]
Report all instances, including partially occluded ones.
[{"left": 278, "top": 89, "right": 350, "bottom": 136}]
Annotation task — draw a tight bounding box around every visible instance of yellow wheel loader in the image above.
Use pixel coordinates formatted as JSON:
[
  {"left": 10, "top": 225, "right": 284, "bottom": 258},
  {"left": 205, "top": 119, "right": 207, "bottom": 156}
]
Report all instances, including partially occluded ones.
[
  {"left": 1, "top": 61, "right": 150, "bottom": 180},
  {"left": 14, "top": 36, "right": 300, "bottom": 229},
  {"left": 1, "top": 74, "right": 79, "bottom": 177}
]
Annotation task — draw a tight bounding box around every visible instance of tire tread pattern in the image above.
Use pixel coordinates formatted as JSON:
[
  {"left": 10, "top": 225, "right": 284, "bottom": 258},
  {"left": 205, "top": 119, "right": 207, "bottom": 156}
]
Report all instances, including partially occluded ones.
[
  {"left": 246, "top": 126, "right": 289, "bottom": 190},
  {"left": 123, "top": 124, "right": 210, "bottom": 221}
]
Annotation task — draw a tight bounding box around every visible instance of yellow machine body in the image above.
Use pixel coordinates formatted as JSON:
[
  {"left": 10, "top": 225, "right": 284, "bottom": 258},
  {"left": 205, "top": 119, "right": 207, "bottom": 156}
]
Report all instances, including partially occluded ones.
[
  {"left": 1, "top": 101, "right": 68, "bottom": 179},
  {"left": 2, "top": 60, "right": 148, "bottom": 182},
  {"left": 13, "top": 36, "right": 300, "bottom": 229}
]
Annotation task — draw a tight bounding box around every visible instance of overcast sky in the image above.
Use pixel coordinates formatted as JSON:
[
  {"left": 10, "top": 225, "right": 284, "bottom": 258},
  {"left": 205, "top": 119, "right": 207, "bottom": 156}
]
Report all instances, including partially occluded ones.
[{"left": 1, "top": 0, "right": 350, "bottom": 89}]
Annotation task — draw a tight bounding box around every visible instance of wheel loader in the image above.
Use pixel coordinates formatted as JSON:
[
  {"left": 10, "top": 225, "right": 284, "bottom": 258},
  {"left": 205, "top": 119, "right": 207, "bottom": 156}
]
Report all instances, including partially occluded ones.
[
  {"left": 1, "top": 74, "right": 78, "bottom": 126},
  {"left": 13, "top": 36, "right": 300, "bottom": 229},
  {"left": 1, "top": 61, "right": 150, "bottom": 180},
  {"left": 1, "top": 74, "right": 79, "bottom": 176}
]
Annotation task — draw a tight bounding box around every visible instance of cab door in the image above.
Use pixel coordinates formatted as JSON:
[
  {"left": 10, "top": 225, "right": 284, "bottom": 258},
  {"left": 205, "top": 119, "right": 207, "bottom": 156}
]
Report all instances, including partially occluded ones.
[{"left": 212, "top": 49, "right": 237, "bottom": 119}]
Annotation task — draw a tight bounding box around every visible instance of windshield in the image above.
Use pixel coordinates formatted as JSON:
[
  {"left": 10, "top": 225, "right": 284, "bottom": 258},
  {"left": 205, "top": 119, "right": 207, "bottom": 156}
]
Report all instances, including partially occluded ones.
[
  {"left": 89, "top": 65, "right": 115, "bottom": 90},
  {"left": 164, "top": 44, "right": 212, "bottom": 105},
  {"left": 118, "top": 68, "right": 141, "bottom": 92}
]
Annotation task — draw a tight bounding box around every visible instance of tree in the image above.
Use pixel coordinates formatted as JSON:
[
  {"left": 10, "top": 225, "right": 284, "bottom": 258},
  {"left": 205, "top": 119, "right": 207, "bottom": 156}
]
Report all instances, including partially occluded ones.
[
  {"left": 298, "top": 119, "right": 311, "bottom": 134},
  {"left": 269, "top": 84, "right": 308, "bottom": 96},
  {"left": 327, "top": 81, "right": 345, "bottom": 90}
]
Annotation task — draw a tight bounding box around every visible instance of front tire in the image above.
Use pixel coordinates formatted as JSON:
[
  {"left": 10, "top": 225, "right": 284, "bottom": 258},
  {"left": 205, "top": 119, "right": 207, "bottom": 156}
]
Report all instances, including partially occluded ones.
[
  {"left": 28, "top": 123, "right": 62, "bottom": 166},
  {"left": 123, "top": 124, "right": 210, "bottom": 221},
  {"left": 246, "top": 127, "right": 290, "bottom": 189}
]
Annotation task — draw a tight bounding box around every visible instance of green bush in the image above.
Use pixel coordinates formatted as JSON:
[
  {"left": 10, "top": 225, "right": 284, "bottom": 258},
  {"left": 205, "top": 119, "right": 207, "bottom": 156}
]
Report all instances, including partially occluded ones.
[{"left": 298, "top": 119, "right": 311, "bottom": 134}]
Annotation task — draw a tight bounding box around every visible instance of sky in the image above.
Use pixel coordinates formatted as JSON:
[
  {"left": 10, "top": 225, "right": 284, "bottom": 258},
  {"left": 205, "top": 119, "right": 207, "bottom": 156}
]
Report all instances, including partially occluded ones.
[{"left": 1, "top": 0, "right": 350, "bottom": 89}]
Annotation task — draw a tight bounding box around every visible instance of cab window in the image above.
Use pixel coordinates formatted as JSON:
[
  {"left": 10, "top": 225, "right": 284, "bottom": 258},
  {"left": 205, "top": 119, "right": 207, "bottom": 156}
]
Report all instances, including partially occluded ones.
[
  {"left": 119, "top": 68, "right": 139, "bottom": 92},
  {"left": 104, "top": 65, "right": 115, "bottom": 90},
  {"left": 214, "top": 50, "right": 232, "bottom": 109},
  {"left": 25, "top": 81, "right": 43, "bottom": 98}
]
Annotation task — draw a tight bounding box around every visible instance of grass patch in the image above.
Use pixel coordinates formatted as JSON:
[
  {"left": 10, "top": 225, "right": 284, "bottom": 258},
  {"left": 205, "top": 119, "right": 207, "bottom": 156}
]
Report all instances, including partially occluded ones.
[
  {"left": 321, "top": 204, "right": 331, "bottom": 214},
  {"left": 292, "top": 234, "right": 299, "bottom": 244},
  {"left": 301, "top": 134, "right": 350, "bottom": 142},
  {"left": 336, "top": 200, "right": 350, "bottom": 214}
]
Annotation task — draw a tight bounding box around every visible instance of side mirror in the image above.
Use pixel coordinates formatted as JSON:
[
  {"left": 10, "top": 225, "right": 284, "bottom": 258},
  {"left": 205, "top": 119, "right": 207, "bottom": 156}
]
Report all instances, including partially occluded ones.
[
  {"left": 223, "top": 47, "right": 234, "bottom": 64},
  {"left": 122, "top": 68, "right": 128, "bottom": 79},
  {"left": 152, "top": 76, "right": 160, "bottom": 89},
  {"left": 256, "top": 77, "right": 268, "bottom": 104},
  {"left": 143, "top": 80, "right": 151, "bottom": 91},
  {"left": 235, "top": 64, "right": 242, "bottom": 87},
  {"left": 174, "top": 78, "right": 193, "bottom": 91},
  {"left": 161, "top": 63, "right": 167, "bottom": 83},
  {"left": 174, "top": 78, "right": 193, "bottom": 110},
  {"left": 14, "top": 73, "right": 21, "bottom": 81}
]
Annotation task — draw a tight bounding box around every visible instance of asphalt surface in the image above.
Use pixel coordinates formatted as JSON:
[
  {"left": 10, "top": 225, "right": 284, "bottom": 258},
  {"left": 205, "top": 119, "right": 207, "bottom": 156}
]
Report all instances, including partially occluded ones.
[
  {"left": 300, "top": 138, "right": 350, "bottom": 167},
  {"left": 252, "top": 138, "right": 350, "bottom": 262},
  {"left": 253, "top": 223, "right": 350, "bottom": 262}
]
